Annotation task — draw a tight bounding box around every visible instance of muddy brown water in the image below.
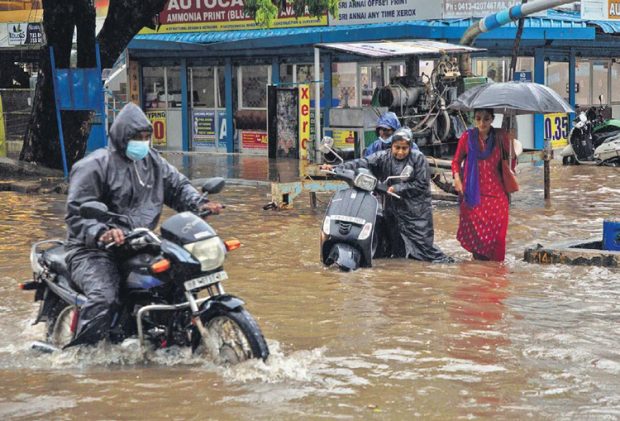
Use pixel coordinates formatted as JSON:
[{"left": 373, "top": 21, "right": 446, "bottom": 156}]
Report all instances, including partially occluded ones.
[{"left": 0, "top": 163, "right": 619, "bottom": 419}]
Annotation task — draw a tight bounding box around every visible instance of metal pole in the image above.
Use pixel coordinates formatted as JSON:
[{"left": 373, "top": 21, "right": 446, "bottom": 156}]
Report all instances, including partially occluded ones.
[
  {"left": 314, "top": 48, "right": 321, "bottom": 152},
  {"left": 544, "top": 138, "right": 551, "bottom": 200}
]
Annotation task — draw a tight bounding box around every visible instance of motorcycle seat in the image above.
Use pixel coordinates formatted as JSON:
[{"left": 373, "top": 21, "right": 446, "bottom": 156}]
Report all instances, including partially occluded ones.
[{"left": 42, "top": 245, "right": 71, "bottom": 280}]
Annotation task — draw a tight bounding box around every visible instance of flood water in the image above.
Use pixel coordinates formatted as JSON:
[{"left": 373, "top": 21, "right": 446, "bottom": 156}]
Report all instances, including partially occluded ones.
[{"left": 0, "top": 162, "right": 619, "bottom": 419}]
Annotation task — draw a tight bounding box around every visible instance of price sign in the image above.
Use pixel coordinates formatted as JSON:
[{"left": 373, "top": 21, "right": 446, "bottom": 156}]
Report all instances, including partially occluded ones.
[{"left": 543, "top": 113, "right": 569, "bottom": 148}]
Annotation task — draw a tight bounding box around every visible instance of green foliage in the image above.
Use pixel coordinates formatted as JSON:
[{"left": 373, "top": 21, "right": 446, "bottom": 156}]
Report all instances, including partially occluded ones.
[{"left": 244, "top": 0, "right": 338, "bottom": 27}]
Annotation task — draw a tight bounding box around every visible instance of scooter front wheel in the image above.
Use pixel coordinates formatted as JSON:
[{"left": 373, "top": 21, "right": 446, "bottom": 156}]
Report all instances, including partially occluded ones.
[{"left": 192, "top": 307, "right": 269, "bottom": 364}]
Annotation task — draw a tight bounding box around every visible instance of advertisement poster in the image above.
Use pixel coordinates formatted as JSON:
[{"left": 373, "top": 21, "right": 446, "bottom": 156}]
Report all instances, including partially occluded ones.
[
  {"left": 298, "top": 85, "right": 310, "bottom": 160},
  {"left": 332, "top": 129, "right": 357, "bottom": 150},
  {"left": 192, "top": 110, "right": 215, "bottom": 137},
  {"left": 330, "top": 0, "right": 440, "bottom": 25},
  {"left": 140, "top": 0, "right": 326, "bottom": 34},
  {"left": 241, "top": 130, "right": 268, "bottom": 150},
  {"left": 544, "top": 113, "right": 569, "bottom": 148},
  {"left": 6, "top": 22, "right": 43, "bottom": 45},
  {"left": 146, "top": 111, "right": 167, "bottom": 147}
]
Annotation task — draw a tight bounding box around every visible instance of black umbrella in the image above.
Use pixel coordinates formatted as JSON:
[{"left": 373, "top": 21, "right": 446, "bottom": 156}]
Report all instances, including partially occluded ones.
[{"left": 448, "top": 81, "right": 574, "bottom": 115}]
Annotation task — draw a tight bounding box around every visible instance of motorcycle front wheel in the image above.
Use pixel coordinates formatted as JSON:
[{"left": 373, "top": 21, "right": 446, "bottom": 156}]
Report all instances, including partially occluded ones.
[
  {"left": 46, "top": 302, "right": 77, "bottom": 347},
  {"left": 192, "top": 307, "right": 269, "bottom": 364}
]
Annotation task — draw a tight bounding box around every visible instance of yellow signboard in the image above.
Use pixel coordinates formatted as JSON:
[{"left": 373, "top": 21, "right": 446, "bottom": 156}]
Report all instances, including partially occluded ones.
[
  {"left": 298, "top": 84, "right": 310, "bottom": 161},
  {"left": 332, "top": 129, "right": 357, "bottom": 150},
  {"left": 0, "top": 1, "right": 108, "bottom": 23},
  {"left": 146, "top": 111, "right": 167, "bottom": 147},
  {"left": 543, "top": 113, "right": 569, "bottom": 148}
]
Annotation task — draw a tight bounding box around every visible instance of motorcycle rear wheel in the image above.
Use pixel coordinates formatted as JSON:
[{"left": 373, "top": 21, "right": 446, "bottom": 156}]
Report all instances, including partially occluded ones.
[
  {"left": 192, "top": 307, "right": 269, "bottom": 364},
  {"left": 46, "top": 303, "right": 77, "bottom": 347}
]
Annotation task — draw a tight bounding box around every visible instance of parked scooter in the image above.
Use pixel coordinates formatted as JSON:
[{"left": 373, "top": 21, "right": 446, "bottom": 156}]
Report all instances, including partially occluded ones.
[
  {"left": 561, "top": 97, "right": 620, "bottom": 166},
  {"left": 319, "top": 137, "right": 409, "bottom": 271},
  {"left": 21, "top": 178, "right": 269, "bottom": 364}
]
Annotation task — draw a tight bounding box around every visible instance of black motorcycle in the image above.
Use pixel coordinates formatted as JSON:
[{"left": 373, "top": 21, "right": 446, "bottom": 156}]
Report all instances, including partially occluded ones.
[
  {"left": 21, "top": 178, "right": 269, "bottom": 364},
  {"left": 319, "top": 138, "right": 407, "bottom": 271}
]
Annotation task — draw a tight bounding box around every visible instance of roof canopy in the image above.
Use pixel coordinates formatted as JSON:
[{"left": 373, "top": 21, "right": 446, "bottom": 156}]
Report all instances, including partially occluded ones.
[{"left": 315, "top": 40, "right": 484, "bottom": 58}]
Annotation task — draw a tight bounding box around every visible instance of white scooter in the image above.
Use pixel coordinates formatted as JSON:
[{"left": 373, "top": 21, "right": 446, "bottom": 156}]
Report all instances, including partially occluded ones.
[{"left": 560, "top": 111, "right": 620, "bottom": 167}]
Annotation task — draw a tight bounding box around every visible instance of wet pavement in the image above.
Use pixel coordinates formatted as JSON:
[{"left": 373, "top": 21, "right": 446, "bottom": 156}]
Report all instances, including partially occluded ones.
[{"left": 0, "top": 158, "right": 619, "bottom": 419}]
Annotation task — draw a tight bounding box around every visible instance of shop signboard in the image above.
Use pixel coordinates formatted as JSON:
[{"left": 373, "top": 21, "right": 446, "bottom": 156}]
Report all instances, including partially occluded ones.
[
  {"left": 581, "top": 0, "right": 620, "bottom": 20},
  {"left": 5, "top": 22, "right": 43, "bottom": 45},
  {"left": 543, "top": 113, "right": 569, "bottom": 148},
  {"left": 513, "top": 71, "right": 532, "bottom": 83},
  {"left": 146, "top": 111, "right": 167, "bottom": 147},
  {"left": 241, "top": 130, "right": 268, "bottom": 150},
  {"left": 443, "top": 1, "right": 541, "bottom": 18},
  {"left": 192, "top": 110, "right": 217, "bottom": 148},
  {"left": 140, "top": 0, "right": 326, "bottom": 34},
  {"left": 0, "top": 1, "right": 108, "bottom": 22},
  {"left": 298, "top": 85, "right": 310, "bottom": 160},
  {"left": 330, "top": 0, "right": 440, "bottom": 25}
]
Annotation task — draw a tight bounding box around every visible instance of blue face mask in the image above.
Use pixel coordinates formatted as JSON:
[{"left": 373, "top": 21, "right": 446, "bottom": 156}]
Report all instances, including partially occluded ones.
[
  {"left": 380, "top": 135, "right": 393, "bottom": 144},
  {"left": 126, "top": 140, "right": 150, "bottom": 161}
]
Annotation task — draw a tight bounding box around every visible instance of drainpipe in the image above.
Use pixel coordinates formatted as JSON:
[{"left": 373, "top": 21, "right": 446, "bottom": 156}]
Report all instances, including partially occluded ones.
[{"left": 459, "top": 0, "right": 578, "bottom": 75}]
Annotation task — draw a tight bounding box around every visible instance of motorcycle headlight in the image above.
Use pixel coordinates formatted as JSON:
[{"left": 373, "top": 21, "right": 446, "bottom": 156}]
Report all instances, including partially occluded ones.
[
  {"left": 323, "top": 216, "right": 331, "bottom": 235},
  {"left": 354, "top": 173, "right": 377, "bottom": 191},
  {"left": 184, "top": 237, "right": 226, "bottom": 272}
]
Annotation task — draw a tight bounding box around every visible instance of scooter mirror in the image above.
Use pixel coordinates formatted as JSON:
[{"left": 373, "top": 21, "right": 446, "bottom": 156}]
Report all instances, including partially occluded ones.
[
  {"left": 319, "top": 136, "right": 335, "bottom": 153},
  {"left": 201, "top": 177, "right": 226, "bottom": 194},
  {"left": 80, "top": 201, "right": 110, "bottom": 220},
  {"left": 400, "top": 165, "right": 413, "bottom": 178}
]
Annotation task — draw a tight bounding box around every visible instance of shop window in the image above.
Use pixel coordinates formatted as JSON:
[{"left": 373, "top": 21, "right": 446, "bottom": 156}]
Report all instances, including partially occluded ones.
[
  {"left": 575, "top": 61, "right": 591, "bottom": 106},
  {"left": 545, "top": 62, "right": 569, "bottom": 102},
  {"left": 332, "top": 62, "right": 357, "bottom": 108},
  {"left": 592, "top": 61, "right": 609, "bottom": 104},
  {"left": 296, "top": 64, "right": 324, "bottom": 101},
  {"left": 143, "top": 66, "right": 165, "bottom": 110},
  {"left": 239, "top": 65, "right": 269, "bottom": 109},
  {"left": 359, "top": 63, "right": 382, "bottom": 106},
  {"left": 280, "top": 64, "right": 294, "bottom": 85},
  {"left": 611, "top": 62, "right": 620, "bottom": 103},
  {"left": 387, "top": 63, "right": 405, "bottom": 83},
  {"left": 216, "top": 66, "right": 225, "bottom": 108},
  {"left": 190, "top": 67, "right": 215, "bottom": 108}
]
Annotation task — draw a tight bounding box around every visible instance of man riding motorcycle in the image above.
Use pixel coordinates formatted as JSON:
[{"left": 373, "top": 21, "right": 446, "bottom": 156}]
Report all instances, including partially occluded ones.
[{"left": 64, "top": 102, "right": 222, "bottom": 347}]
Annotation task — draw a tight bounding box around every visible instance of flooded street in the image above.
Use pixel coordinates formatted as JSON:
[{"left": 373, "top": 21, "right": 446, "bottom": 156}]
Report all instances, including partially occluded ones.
[{"left": 0, "top": 162, "right": 619, "bottom": 419}]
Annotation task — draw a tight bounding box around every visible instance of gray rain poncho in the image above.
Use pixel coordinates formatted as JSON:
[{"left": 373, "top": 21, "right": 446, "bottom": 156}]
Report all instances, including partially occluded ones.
[
  {"left": 64, "top": 103, "right": 203, "bottom": 346},
  {"left": 340, "top": 149, "right": 451, "bottom": 263}
]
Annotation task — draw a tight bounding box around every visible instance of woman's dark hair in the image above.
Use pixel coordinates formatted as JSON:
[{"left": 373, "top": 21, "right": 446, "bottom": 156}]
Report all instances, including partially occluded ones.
[{"left": 474, "top": 108, "right": 495, "bottom": 118}]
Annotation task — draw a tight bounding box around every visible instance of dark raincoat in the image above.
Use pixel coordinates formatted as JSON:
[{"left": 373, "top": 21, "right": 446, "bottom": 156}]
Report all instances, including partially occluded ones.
[
  {"left": 64, "top": 103, "right": 203, "bottom": 346},
  {"left": 340, "top": 149, "right": 451, "bottom": 263}
]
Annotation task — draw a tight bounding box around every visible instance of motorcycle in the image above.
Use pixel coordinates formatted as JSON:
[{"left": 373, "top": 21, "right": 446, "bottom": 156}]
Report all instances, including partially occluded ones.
[
  {"left": 561, "top": 98, "right": 620, "bottom": 167},
  {"left": 20, "top": 177, "right": 269, "bottom": 364},
  {"left": 318, "top": 137, "right": 408, "bottom": 271}
]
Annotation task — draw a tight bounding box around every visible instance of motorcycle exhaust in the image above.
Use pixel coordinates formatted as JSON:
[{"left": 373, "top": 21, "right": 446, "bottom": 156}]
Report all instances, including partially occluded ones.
[{"left": 31, "top": 341, "right": 60, "bottom": 354}]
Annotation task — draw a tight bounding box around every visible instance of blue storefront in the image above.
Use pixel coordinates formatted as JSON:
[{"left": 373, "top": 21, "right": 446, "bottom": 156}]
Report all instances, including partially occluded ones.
[{"left": 126, "top": 9, "right": 620, "bottom": 153}]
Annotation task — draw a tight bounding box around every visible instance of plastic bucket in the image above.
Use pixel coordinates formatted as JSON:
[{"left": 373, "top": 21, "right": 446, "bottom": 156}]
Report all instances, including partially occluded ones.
[{"left": 602, "top": 220, "right": 620, "bottom": 251}]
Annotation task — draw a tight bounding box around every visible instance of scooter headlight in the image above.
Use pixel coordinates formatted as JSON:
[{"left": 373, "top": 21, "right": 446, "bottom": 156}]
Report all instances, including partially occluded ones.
[
  {"left": 184, "top": 236, "right": 226, "bottom": 272},
  {"left": 323, "top": 216, "right": 331, "bottom": 235},
  {"left": 353, "top": 173, "right": 377, "bottom": 191}
]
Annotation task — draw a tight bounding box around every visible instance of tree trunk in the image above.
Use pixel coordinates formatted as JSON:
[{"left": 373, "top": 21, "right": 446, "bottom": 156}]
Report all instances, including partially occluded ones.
[{"left": 20, "top": 0, "right": 167, "bottom": 170}]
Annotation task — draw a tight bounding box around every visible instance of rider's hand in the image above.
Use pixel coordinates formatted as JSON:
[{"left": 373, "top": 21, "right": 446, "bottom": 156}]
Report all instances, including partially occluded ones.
[
  {"left": 200, "top": 201, "right": 224, "bottom": 215},
  {"left": 387, "top": 186, "right": 395, "bottom": 194},
  {"left": 453, "top": 177, "right": 463, "bottom": 194},
  {"left": 320, "top": 164, "right": 334, "bottom": 171},
  {"left": 99, "top": 228, "right": 125, "bottom": 246}
]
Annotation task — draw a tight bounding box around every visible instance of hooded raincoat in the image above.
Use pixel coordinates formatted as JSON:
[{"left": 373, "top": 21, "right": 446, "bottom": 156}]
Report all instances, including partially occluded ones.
[
  {"left": 340, "top": 149, "right": 450, "bottom": 263},
  {"left": 64, "top": 103, "right": 203, "bottom": 345}
]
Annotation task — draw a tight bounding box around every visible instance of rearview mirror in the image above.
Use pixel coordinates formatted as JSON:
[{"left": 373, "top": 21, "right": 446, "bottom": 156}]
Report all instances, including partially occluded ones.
[
  {"left": 400, "top": 165, "right": 413, "bottom": 178},
  {"left": 79, "top": 201, "right": 110, "bottom": 220},
  {"left": 319, "top": 136, "right": 335, "bottom": 154},
  {"left": 201, "top": 177, "right": 226, "bottom": 194}
]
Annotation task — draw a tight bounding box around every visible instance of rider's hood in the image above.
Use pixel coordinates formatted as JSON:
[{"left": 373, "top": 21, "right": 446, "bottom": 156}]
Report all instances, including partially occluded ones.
[{"left": 109, "top": 103, "right": 153, "bottom": 153}]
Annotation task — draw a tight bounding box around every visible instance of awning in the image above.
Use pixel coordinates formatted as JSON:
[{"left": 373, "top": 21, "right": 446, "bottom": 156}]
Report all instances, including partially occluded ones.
[{"left": 315, "top": 40, "right": 484, "bottom": 58}]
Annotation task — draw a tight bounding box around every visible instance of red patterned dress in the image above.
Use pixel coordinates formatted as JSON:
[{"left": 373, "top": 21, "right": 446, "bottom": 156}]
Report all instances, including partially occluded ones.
[{"left": 451, "top": 130, "right": 512, "bottom": 261}]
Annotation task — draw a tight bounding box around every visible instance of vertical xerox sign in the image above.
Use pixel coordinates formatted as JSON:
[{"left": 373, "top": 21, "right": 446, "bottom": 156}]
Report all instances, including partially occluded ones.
[{"left": 6, "top": 22, "right": 43, "bottom": 46}]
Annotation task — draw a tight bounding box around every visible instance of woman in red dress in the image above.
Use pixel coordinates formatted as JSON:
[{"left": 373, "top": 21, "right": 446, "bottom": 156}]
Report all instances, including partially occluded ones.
[{"left": 451, "top": 109, "right": 515, "bottom": 261}]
